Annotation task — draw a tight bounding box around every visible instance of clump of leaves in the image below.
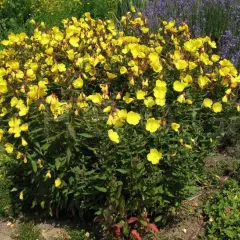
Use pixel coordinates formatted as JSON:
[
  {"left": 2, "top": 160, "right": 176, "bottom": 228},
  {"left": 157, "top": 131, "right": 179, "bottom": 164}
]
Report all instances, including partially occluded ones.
[{"left": 203, "top": 179, "right": 240, "bottom": 240}]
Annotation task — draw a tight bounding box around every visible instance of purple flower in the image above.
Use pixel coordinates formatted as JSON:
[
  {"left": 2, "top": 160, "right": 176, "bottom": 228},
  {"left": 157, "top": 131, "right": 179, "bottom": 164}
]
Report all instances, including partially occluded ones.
[{"left": 142, "top": 0, "right": 240, "bottom": 66}]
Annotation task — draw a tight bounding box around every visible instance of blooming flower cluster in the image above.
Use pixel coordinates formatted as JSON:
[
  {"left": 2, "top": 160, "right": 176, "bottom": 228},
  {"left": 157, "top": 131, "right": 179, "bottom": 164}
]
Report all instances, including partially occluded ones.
[{"left": 0, "top": 10, "right": 239, "bottom": 194}]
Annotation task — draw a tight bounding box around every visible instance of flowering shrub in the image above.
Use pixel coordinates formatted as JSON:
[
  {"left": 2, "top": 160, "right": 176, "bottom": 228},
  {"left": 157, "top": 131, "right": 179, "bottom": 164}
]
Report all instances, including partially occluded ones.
[{"left": 0, "top": 9, "right": 239, "bottom": 238}]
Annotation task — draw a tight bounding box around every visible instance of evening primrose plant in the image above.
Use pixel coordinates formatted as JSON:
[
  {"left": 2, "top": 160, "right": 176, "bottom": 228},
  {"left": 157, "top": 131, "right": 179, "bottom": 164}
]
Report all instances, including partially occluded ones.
[{"left": 0, "top": 9, "right": 239, "bottom": 238}]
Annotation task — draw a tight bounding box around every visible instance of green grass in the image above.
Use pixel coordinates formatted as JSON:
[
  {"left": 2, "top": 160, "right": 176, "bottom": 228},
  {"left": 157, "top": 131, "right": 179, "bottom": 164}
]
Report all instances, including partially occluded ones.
[{"left": 12, "top": 222, "right": 42, "bottom": 240}]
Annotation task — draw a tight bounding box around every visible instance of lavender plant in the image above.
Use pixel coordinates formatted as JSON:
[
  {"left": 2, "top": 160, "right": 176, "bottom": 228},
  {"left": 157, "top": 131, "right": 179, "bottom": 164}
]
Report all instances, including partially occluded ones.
[{"left": 143, "top": 0, "right": 240, "bottom": 66}]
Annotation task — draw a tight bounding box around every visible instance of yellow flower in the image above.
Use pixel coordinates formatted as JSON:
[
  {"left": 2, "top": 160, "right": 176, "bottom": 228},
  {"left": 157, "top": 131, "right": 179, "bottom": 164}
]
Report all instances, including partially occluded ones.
[
  {"left": 126, "top": 111, "right": 141, "bottom": 125},
  {"left": 144, "top": 97, "right": 155, "bottom": 108},
  {"left": 211, "top": 54, "right": 220, "bottom": 62},
  {"left": 219, "top": 67, "right": 230, "bottom": 77},
  {"left": 30, "top": 19, "right": 35, "bottom": 25},
  {"left": 0, "top": 129, "right": 4, "bottom": 142},
  {"left": 237, "top": 104, "right": 240, "bottom": 112},
  {"left": 189, "top": 61, "right": 197, "bottom": 70},
  {"left": 57, "top": 63, "right": 66, "bottom": 72},
  {"left": 111, "top": 109, "right": 127, "bottom": 127},
  {"left": 73, "top": 77, "right": 83, "bottom": 89},
  {"left": 10, "top": 97, "right": 19, "bottom": 107},
  {"left": 171, "top": 123, "right": 180, "bottom": 132},
  {"left": 16, "top": 152, "right": 23, "bottom": 159},
  {"left": 174, "top": 59, "right": 188, "bottom": 70},
  {"left": 198, "top": 75, "right": 210, "bottom": 89},
  {"left": 55, "top": 178, "right": 62, "bottom": 188},
  {"left": 21, "top": 138, "right": 28, "bottom": 147},
  {"left": 146, "top": 118, "right": 161, "bottom": 133},
  {"left": 120, "top": 66, "right": 128, "bottom": 74},
  {"left": 222, "top": 95, "right": 228, "bottom": 103},
  {"left": 108, "top": 129, "right": 120, "bottom": 143},
  {"left": 8, "top": 117, "right": 21, "bottom": 138},
  {"left": 45, "top": 47, "right": 53, "bottom": 55},
  {"left": 69, "top": 36, "right": 79, "bottom": 47},
  {"left": 46, "top": 170, "right": 51, "bottom": 179},
  {"left": 154, "top": 86, "right": 167, "bottom": 98},
  {"left": 107, "top": 72, "right": 117, "bottom": 79},
  {"left": 5, "top": 143, "right": 14, "bottom": 154},
  {"left": 123, "top": 92, "right": 134, "bottom": 104},
  {"left": 177, "top": 94, "right": 185, "bottom": 103},
  {"left": 20, "top": 123, "right": 28, "bottom": 132},
  {"left": 19, "top": 105, "right": 29, "bottom": 116},
  {"left": 149, "top": 52, "right": 162, "bottom": 73},
  {"left": 147, "top": 148, "right": 162, "bottom": 164},
  {"left": 38, "top": 103, "right": 46, "bottom": 111},
  {"left": 141, "top": 27, "right": 149, "bottom": 33},
  {"left": 203, "top": 98, "right": 213, "bottom": 108},
  {"left": 155, "top": 98, "right": 166, "bottom": 106},
  {"left": 37, "top": 159, "right": 43, "bottom": 168},
  {"left": 156, "top": 80, "right": 167, "bottom": 87},
  {"left": 186, "top": 99, "right": 192, "bottom": 105},
  {"left": 103, "top": 106, "right": 112, "bottom": 113},
  {"left": 46, "top": 94, "right": 58, "bottom": 105},
  {"left": 184, "top": 144, "right": 192, "bottom": 149},
  {"left": 130, "top": 5, "right": 136, "bottom": 12},
  {"left": 212, "top": 102, "right": 222, "bottom": 113},
  {"left": 19, "top": 191, "right": 23, "bottom": 200},
  {"left": 116, "top": 92, "right": 121, "bottom": 100},
  {"left": 136, "top": 90, "right": 146, "bottom": 100},
  {"left": 24, "top": 156, "right": 27, "bottom": 163},
  {"left": 225, "top": 89, "right": 231, "bottom": 95},
  {"left": 173, "top": 81, "right": 186, "bottom": 92},
  {"left": 87, "top": 93, "right": 102, "bottom": 104}
]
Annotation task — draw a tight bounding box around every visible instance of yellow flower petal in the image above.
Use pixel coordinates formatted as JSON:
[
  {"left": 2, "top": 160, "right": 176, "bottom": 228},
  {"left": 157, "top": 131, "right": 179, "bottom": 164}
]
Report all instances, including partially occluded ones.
[
  {"left": 73, "top": 77, "right": 83, "bottom": 89},
  {"left": 212, "top": 102, "right": 222, "bottom": 113},
  {"left": 19, "top": 191, "right": 23, "bottom": 200},
  {"left": 147, "top": 148, "right": 162, "bottom": 164},
  {"left": 108, "top": 129, "right": 120, "bottom": 143},
  {"left": 146, "top": 118, "right": 161, "bottom": 133},
  {"left": 171, "top": 123, "right": 180, "bottom": 132},
  {"left": 136, "top": 90, "right": 146, "bottom": 100},
  {"left": 55, "top": 178, "right": 62, "bottom": 188},
  {"left": 126, "top": 111, "right": 141, "bottom": 125},
  {"left": 203, "top": 98, "right": 213, "bottom": 108},
  {"left": 173, "top": 81, "right": 186, "bottom": 92}
]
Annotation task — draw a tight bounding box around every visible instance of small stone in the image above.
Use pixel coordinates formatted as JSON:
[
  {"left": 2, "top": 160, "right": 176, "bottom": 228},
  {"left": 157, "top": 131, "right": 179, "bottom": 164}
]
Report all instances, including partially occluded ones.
[{"left": 182, "top": 228, "right": 187, "bottom": 233}]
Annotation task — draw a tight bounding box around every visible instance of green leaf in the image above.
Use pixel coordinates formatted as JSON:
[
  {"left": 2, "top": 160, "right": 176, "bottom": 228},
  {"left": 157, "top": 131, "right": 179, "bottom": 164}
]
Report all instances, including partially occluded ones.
[
  {"left": 116, "top": 169, "right": 128, "bottom": 174},
  {"left": 55, "top": 158, "right": 61, "bottom": 170},
  {"left": 154, "top": 215, "right": 162, "bottom": 222},
  {"left": 40, "top": 201, "right": 45, "bottom": 209},
  {"left": 67, "top": 123, "right": 76, "bottom": 141},
  {"left": 66, "top": 148, "right": 72, "bottom": 163},
  {"left": 31, "top": 160, "right": 37, "bottom": 173},
  {"left": 78, "top": 133, "right": 93, "bottom": 138},
  {"left": 229, "top": 116, "right": 240, "bottom": 121},
  {"left": 94, "top": 186, "right": 107, "bottom": 192}
]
